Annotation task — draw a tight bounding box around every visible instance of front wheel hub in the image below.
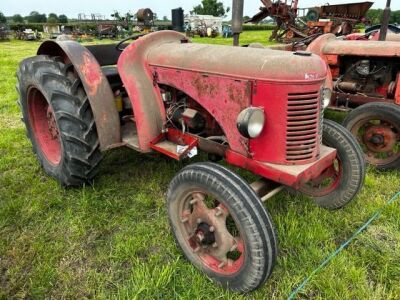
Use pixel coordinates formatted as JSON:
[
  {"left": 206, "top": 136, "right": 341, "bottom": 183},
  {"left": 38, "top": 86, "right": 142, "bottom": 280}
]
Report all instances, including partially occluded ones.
[{"left": 364, "top": 125, "right": 396, "bottom": 153}]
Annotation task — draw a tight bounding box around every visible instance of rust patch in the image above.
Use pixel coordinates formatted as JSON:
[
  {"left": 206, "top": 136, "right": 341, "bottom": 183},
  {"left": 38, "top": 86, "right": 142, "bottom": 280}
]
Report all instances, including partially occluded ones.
[
  {"left": 192, "top": 75, "right": 218, "bottom": 98},
  {"left": 79, "top": 52, "right": 102, "bottom": 96}
]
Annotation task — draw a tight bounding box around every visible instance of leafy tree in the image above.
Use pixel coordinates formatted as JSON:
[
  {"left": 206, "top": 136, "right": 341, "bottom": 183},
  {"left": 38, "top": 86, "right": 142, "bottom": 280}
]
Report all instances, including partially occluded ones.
[
  {"left": 191, "top": 0, "right": 230, "bottom": 17},
  {"left": 0, "top": 12, "right": 6, "bottom": 24},
  {"left": 163, "top": 16, "right": 170, "bottom": 21},
  {"left": 27, "top": 11, "right": 47, "bottom": 23},
  {"left": 47, "top": 13, "right": 59, "bottom": 23},
  {"left": 58, "top": 14, "right": 68, "bottom": 23},
  {"left": 12, "top": 14, "right": 24, "bottom": 23},
  {"left": 366, "top": 9, "right": 382, "bottom": 25}
]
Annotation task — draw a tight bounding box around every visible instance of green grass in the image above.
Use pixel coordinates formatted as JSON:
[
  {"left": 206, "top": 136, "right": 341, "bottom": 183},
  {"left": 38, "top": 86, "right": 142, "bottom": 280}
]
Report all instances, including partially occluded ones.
[{"left": 0, "top": 31, "right": 399, "bottom": 299}]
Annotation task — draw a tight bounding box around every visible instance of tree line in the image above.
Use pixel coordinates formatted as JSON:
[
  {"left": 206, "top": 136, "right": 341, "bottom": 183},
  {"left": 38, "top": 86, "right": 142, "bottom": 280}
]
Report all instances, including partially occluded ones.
[{"left": 0, "top": 11, "right": 68, "bottom": 24}]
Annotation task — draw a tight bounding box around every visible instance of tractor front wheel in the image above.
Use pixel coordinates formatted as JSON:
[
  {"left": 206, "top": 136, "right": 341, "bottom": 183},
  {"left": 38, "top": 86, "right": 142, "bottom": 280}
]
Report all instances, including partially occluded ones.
[
  {"left": 17, "top": 55, "right": 102, "bottom": 186},
  {"left": 299, "top": 120, "right": 365, "bottom": 209},
  {"left": 342, "top": 102, "right": 400, "bottom": 170},
  {"left": 167, "top": 162, "right": 277, "bottom": 292}
]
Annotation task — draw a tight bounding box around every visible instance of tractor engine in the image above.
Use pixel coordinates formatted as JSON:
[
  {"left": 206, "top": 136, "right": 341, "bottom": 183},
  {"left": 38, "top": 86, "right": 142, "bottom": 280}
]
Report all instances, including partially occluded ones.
[{"left": 336, "top": 57, "right": 400, "bottom": 100}]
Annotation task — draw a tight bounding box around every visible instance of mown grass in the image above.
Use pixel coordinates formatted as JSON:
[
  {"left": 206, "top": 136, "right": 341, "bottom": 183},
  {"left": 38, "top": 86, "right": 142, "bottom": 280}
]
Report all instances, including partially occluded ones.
[{"left": 0, "top": 31, "right": 399, "bottom": 299}]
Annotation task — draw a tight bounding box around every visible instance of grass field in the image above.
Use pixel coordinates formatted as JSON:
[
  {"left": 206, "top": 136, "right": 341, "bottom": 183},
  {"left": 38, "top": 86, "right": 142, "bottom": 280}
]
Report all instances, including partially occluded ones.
[{"left": 0, "top": 31, "right": 399, "bottom": 299}]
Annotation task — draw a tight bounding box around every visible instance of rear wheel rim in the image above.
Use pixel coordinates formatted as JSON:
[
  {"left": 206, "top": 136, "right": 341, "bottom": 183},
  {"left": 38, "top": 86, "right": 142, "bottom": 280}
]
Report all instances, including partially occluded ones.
[
  {"left": 27, "top": 87, "right": 61, "bottom": 165},
  {"left": 350, "top": 117, "right": 399, "bottom": 166},
  {"left": 176, "top": 190, "right": 245, "bottom": 275}
]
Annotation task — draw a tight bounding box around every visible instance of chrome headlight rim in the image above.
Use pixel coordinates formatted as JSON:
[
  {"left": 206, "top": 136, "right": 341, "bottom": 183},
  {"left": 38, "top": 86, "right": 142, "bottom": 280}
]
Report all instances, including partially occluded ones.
[
  {"left": 321, "top": 88, "right": 332, "bottom": 109},
  {"left": 236, "top": 107, "right": 265, "bottom": 139}
]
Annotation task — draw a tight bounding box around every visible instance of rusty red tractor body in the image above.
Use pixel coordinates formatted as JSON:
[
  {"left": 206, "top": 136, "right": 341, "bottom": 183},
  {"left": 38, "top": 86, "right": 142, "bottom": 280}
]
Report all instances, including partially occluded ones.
[
  {"left": 17, "top": 31, "right": 365, "bottom": 292},
  {"left": 305, "top": 34, "right": 400, "bottom": 169}
]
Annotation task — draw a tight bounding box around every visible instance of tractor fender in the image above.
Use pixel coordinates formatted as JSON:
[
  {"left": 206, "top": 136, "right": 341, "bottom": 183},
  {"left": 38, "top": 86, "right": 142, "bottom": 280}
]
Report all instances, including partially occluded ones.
[
  {"left": 37, "top": 40, "right": 121, "bottom": 151},
  {"left": 117, "top": 31, "right": 187, "bottom": 152}
]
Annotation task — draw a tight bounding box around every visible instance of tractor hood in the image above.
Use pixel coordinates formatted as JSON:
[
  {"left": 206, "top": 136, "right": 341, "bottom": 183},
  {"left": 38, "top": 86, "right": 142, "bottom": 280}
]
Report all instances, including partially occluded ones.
[
  {"left": 308, "top": 33, "right": 400, "bottom": 57},
  {"left": 146, "top": 43, "right": 327, "bottom": 83}
]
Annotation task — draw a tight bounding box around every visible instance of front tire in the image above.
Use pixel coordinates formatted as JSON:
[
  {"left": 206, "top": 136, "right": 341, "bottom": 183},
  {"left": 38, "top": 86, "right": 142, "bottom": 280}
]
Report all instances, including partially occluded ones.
[
  {"left": 167, "top": 162, "right": 277, "bottom": 292},
  {"left": 300, "top": 120, "right": 365, "bottom": 209},
  {"left": 342, "top": 102, "right": 400, "bottom": 170},
  {"left": 17, "top": 55, "right": 102, "bottom": 186}
]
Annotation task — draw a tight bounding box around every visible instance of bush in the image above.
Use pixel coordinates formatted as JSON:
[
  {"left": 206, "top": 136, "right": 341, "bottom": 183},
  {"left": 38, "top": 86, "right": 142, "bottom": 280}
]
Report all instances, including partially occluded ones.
[
  {"left": 10, "top": 23, "right": 44, "bottom": 31},
  {"left": 243, "top": 24, "right": 275, "bottom": 31}
]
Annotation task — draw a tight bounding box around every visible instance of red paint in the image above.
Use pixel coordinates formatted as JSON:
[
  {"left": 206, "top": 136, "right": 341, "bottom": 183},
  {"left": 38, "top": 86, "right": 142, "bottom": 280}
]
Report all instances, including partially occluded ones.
[
  {"left": 28, "top": 87, "right": 61, "bottom": 165},
  {"left": 150, "top": 128, "right": 198, "bottom": 160},
  {"left": 153, "top": 66, "right": 251, "bottom": 156},
  {"left": 251, "top": 82, "right": 322, "bottom": 164},
  {"left": 198, "top": 239, "right": 245, "bottom": 275},
  {"left": 225, "top": 146, "right": 337, "bottom": 188}
]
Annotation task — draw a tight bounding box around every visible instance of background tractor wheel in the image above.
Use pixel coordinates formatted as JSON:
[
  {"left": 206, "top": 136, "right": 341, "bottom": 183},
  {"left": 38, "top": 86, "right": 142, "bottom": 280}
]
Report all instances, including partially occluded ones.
[
  {"left": 167, "top": 162, "right": 277, "bottom": 293},
  {"left": 343, "top": 102, "right": 400, "bottom": 170},
  {"left": 17, "top": 55, "right": 102, "bottom": 186},
  {"left": 300, "top": 120, "right": 365, "bottom": 210}
]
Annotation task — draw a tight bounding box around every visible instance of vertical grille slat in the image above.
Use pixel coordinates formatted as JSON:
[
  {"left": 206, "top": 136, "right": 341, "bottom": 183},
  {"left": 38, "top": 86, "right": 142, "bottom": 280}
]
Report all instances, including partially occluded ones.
[{"left": 286, "top": 91, "right": 320, "bottom": 162}]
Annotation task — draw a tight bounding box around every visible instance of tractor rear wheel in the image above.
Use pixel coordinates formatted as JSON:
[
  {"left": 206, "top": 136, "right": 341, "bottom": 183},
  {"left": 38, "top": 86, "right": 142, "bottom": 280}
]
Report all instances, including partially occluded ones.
[
  {"left": 17, "top": 55, "right": 102, "bottom": 186},
  {"left": 167, "top": 162, "right": 277, "bottom": 292},
  {"left": 299, "top": 120, "right": 365, "bottom": 210},
  {"left": 342, "top": 102, "right": 400, "bottom": 170}
]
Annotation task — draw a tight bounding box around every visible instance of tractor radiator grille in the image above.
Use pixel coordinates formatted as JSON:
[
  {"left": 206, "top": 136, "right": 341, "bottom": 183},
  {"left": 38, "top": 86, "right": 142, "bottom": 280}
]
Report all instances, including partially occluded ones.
[{"left": 286, "top": 91, "right": 320, "bottom": 162}]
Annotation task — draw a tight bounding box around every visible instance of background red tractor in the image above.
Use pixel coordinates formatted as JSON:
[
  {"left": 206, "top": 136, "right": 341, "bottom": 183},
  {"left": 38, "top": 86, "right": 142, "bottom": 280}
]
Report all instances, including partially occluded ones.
[
  {"left": 234, "top": 0, "right": 399, "bottom": 170},
  {"left": 17, "top": 30, "right": 365, "bottom": 292}
]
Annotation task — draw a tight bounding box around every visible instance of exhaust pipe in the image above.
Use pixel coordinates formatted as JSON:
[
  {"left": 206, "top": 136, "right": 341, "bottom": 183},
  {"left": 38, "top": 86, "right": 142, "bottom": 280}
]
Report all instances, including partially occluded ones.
[
  {"left": 379, "top": 0, "right": 391, "bottom": 41},
  {"left": 232, "top": 0, "right": 244, "bottom": 46}
]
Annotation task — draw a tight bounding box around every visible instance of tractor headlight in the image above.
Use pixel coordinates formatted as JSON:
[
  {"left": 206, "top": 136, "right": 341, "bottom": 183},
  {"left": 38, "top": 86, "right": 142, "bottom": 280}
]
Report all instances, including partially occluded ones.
[
  {"left": 236, "top": 107, "right": 265, "bottom": 138},
  {"left": 321, "top": 88, "right": 332, "bottom": 109}
]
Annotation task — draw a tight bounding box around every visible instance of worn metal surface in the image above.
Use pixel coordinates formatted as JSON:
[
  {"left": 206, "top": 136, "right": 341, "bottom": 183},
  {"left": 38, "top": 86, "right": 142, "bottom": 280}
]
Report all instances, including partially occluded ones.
[
  {"left": 146, "top": 42, "right": 327, "bottom": 82},
  {"left": 37, "top": 40, "right": 121, "bottom": 151},
  {"left": 117, "top": 31, "right": 186, "bottom": 152},
  {"left": 307, "top": 34, "right": 400, "bottom": 107},
  {"left": 153, "top": 66, "right": 251, "bottom": 156},
  {"left": 226, "top": 145, "right": 337, "bottom": 188},
  {"left": 318, "top": 1, "right": 373, "bottom": 20},
  {"left": 251, "top": 81, "right": 323, "bottom": 164}
]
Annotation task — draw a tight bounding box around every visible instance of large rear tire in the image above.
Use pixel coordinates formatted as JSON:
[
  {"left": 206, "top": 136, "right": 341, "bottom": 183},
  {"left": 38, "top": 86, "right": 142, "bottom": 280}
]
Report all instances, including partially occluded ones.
[
  {"left": 17, "top": 55, "right": 102, "bottom": 186},
  {"left": 167, "top": 162, "right": 277, "bottom": 292},
  {"left": 300, "top": 120, "right": 365, "bottom": 209},
  {"left": 342, "top": 102, "right": 400, "bottom": 170}
]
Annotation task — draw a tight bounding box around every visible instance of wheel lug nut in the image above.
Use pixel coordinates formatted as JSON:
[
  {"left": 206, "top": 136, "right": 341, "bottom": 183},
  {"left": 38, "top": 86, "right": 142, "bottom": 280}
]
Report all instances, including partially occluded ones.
[
  {"left": 209, "top": 226, "right": 215, "bottom": 232},
  {"left": 215, "top": 208, "right": 223, "bottom": 217},
  {"left": 218, "top": 261, "right": 226, "bottom": 268}
]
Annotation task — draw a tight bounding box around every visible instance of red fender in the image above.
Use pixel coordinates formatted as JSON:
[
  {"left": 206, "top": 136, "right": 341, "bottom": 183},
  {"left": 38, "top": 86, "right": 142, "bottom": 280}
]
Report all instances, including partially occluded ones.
[
  {"left": 117, "top": 31, "right": 186, "bottom": 152},
  {"left": 38, "top": 40, "right": 121, "bottom": 151}
]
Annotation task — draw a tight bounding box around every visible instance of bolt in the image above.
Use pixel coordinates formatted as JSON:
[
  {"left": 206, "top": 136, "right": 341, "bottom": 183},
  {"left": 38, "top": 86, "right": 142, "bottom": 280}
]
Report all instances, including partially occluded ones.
[
  {"left": 215, "top": 207, "right": 223, "bottom": 217},
  {"left": 218, "top": 261, "right": 226, "bottom": 268},
  {"left": 230, "top": 243, "right": 238, "bottom": 252},
  {"left": 196, "top": 232, "right": 205, "bottom": 243},
  {"left": 209, "top": 226, "right": 215, "bottom": 232}
]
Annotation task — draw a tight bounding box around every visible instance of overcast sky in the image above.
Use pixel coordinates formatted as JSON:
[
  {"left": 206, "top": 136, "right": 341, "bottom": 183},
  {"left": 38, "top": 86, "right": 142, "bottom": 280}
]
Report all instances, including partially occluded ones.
[{"left": 1, "top": 1, "right": 397, "bottom": 19}]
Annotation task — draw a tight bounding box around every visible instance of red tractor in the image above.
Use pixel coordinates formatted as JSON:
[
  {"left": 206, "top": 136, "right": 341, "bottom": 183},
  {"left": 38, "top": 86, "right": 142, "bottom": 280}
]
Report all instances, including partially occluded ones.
[
  {"left": 17, "top": 31, "right": 365, "bottom": 292},
  {"left": 305, "top": 33, "right": 400, "bottom": 169},
  {"left": 238, "top": 0, "right": 399, "bottom": 169}
]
